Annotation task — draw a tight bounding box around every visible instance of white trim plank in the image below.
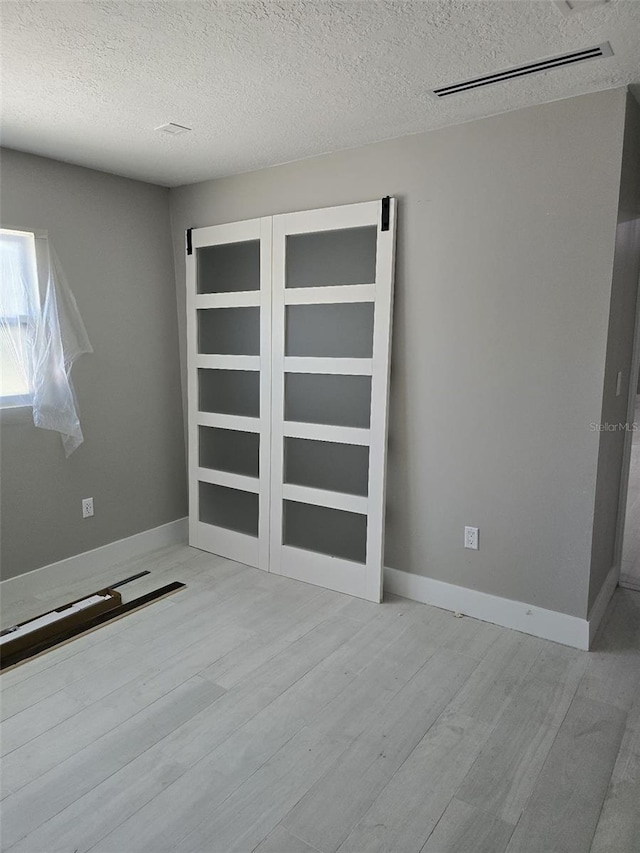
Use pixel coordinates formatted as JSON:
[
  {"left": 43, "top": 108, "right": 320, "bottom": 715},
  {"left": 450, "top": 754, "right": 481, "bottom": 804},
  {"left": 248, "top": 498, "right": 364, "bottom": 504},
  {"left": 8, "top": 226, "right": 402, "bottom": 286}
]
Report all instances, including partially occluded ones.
[{"left": 0, "top": 519, "right": 188, "bottom": 629}]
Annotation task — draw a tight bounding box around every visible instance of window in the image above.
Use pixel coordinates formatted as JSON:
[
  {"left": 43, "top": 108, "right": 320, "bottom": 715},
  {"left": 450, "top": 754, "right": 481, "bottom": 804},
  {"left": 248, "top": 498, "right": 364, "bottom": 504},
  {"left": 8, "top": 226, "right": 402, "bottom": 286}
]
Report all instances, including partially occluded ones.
[{"left": 0, "top": 228, "right": 40, "bottom": 408}]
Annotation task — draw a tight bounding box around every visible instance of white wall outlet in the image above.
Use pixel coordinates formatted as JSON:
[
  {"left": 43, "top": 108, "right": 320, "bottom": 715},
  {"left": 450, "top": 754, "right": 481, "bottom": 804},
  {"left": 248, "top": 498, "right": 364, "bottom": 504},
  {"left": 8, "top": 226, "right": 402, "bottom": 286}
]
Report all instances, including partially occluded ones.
[
  {"left": 82, "top": 497, "right": 94, "bottom": 518},
  {"left": 464, "top": 526, "right": 479, "bottom": 550}
]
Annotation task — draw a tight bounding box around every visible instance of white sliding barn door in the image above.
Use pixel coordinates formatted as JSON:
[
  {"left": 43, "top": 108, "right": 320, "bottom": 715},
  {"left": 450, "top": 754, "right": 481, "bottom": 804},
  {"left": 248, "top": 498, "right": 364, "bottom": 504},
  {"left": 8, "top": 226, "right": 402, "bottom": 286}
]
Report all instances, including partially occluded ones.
[
  {"left": 270, "top": 199, "right": 396, "bottom": 602},
  {"left": 186, "top": 217, "right": 272, "bottom": 571}
]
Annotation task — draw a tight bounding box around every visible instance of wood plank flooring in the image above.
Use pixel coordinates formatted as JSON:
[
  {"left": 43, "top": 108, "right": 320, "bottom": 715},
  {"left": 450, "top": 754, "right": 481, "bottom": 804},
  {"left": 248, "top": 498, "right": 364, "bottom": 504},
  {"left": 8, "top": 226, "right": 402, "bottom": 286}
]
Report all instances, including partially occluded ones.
[{"left": 0, "top": 544, "right": 639, "bottom": 853}]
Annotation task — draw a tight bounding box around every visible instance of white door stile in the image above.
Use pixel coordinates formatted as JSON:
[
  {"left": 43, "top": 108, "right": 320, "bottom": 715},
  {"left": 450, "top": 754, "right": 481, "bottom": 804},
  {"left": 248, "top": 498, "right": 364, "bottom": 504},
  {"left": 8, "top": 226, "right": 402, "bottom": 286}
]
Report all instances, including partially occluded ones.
[
  {"left": 186, "top": 216, "right": 271, "bottom": 572},
  {"left": 269, "top": 198, "right": 396, "bottom": 602},
  {"left": 365, "top": 196, "right": 397, "bottom": 601},
  {"left": 186, "top": 239, "right": 199, "bottom": 551},
  {"left": 269, "top": 212, "right": 288, "bottom": 585},
  {"left": 257, "top": 217, "right": 273, "bottom": 571}
]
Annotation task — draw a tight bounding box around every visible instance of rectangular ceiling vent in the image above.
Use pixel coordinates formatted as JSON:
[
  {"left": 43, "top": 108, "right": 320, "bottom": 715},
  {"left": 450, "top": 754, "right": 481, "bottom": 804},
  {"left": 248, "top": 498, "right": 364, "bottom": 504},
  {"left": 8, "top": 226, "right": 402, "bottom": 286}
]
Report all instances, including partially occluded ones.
[
  {"left": 555, "top": 1, "right": 610, "bottom": 14},
  {"left": 155, "top": 122, "right": 192, "bottom": 135},
  {"left": 431, "top": 42, "right": 612, "bottom": 98}
]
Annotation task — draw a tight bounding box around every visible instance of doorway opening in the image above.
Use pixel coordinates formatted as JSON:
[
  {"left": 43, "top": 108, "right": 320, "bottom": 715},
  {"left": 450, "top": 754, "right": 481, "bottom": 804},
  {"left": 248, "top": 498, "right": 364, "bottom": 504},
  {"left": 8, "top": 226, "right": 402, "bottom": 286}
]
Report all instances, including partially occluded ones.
[
  {"left": 620, "top": 389, "right": 640, "bottom": 590},
  {"left": 618, "top": 275, "right": 640, "bottom": 592}
]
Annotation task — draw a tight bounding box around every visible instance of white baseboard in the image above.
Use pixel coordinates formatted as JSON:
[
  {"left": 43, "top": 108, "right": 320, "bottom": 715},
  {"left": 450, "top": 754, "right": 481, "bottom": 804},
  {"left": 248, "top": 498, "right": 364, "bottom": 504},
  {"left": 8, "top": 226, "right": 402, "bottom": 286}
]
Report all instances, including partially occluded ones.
[
  {"left": 619, "top": 572, "right": 640, "bottom": 592},
  {"left": 0, "top": 517, "right": 188, "bottom": 609},
  {"left": 587, "top": 564, "right": 620, "bottom": 645},
  {"left": 2, "top": 529, "right": 615, "bottom": 652},
  {"left": 384, "top": 566, "right": 591, "bottom": 650}
]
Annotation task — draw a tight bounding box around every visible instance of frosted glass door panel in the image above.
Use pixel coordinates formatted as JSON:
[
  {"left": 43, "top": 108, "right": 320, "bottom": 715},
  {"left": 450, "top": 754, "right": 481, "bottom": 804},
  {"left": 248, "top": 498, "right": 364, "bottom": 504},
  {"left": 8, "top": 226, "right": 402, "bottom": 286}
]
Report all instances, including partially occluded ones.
[
  {"left": 285, "top": 303, "right": 374, "bottom": 358},
  {"left": 188, "top": 215, "right": 271, "bottom": 572},
  {"left": 283, "top": 501, "right": 367, "bottom": 563},
  {"left": 197, "top": 240, "right": 260, "bottom": 293},
  {"left": 284, "top": 438, "right": 369, "bottom": 496},
  {"left": 199, "top": 369, "right": 260, "bottom": 417},
  {"left": 199, "top": 482, "right": 259, "bottom": 536},
  {"left": 286, "top": 227, "right": 377, "bottom": 288},
  {"left": 285, "top": 373, "right": 371, "bottom": 428},
  {"left": 198, "top": 307, "right": 260, "bottom": 355},
  {"left": 199, "top": 426, "right": 259, "bottom": 478},
  {"left": 270, "top": 198, "right": 396, "bottom": 601}
]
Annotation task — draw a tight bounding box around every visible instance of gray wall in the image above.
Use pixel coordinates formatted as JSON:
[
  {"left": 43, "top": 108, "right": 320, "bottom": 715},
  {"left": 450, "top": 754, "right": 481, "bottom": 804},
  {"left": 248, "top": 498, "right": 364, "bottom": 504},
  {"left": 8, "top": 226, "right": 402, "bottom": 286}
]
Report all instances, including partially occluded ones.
[
  {"left": 589, "top": 93, "right": 640, "bottom": 610},
  {"left": 170, "top": 89, "right": 628, "bottom": 619},
  {"left": 0, "top": 149, "right": 187, "bottom": 580}
]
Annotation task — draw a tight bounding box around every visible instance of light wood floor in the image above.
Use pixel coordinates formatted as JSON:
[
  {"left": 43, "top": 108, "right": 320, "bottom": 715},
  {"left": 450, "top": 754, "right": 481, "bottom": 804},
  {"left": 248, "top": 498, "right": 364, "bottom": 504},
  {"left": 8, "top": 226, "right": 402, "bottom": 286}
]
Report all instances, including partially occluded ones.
[
  {"left": 1, "top": 545, "right": 639, "bottom": 853},
  {"left": 621, "top": 395, "right": 640, "bottom": 591}
]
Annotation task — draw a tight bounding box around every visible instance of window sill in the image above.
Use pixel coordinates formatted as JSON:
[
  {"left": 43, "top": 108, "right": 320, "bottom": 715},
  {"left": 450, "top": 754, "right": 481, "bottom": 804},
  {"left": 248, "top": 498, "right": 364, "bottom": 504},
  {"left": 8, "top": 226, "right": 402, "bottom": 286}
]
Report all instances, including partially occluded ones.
[{"left": 0, "top": 406, "right": 33, "bottom": 425}]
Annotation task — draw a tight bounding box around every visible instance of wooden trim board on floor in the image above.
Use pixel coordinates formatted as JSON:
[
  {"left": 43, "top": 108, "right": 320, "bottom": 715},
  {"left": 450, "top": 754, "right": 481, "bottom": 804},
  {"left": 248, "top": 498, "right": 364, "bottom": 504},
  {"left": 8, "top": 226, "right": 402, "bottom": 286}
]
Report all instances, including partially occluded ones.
[
  {"left": 0, "top": 518, "right": 188, "bottom": 614},
  {"left": 0, "top": 581, "right": 185, "bottom": 672}
]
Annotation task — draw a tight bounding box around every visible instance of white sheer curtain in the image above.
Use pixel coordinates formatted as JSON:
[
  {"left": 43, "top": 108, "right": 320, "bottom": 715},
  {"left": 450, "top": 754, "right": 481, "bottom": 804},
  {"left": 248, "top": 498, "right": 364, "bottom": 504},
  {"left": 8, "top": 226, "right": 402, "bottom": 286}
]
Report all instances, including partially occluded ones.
[{"left": 0, "top": 229, "right": 92, "bottom": 456}]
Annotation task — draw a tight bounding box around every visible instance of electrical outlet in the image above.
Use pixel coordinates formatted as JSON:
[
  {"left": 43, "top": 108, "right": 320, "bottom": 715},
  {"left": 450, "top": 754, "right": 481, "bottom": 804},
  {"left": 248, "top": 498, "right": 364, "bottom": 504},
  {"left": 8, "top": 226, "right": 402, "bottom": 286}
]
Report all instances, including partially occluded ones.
[
  {"left": 464, "top": 526, "right": 479, "bottom": 550},
  {"left": 82, "top": 497, "right": 94, "bottom": 519}
]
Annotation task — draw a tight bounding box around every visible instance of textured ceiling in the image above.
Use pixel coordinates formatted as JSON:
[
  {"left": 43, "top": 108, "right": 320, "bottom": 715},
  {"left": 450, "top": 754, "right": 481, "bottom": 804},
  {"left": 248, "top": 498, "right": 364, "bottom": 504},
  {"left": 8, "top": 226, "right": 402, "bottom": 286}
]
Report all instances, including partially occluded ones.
[{"left": 1, "top": 0, "right": 639, "bottom": 187}]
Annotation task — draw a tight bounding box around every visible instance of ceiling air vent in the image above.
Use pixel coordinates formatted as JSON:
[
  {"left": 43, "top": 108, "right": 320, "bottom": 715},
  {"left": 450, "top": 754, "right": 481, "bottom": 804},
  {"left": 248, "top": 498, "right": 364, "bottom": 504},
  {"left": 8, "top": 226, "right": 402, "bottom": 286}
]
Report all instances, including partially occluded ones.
[
  {"left": 555, "top": 1, "right": 610, "bottom": 14},
  {"left": 431, "top": 42, "right": 612, "bottom": 98},
  {"left": 155, "top": 122, "right": 192, "bottom": 135}
]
